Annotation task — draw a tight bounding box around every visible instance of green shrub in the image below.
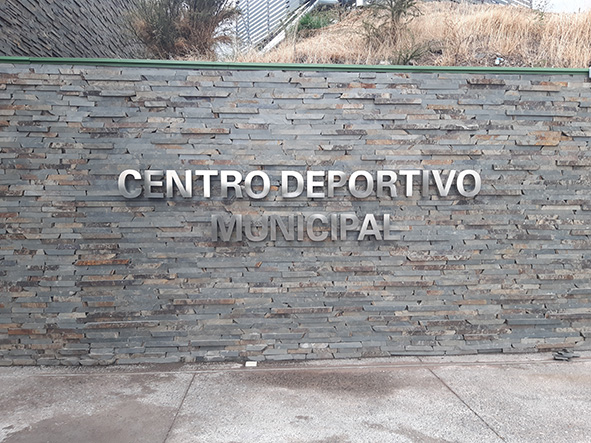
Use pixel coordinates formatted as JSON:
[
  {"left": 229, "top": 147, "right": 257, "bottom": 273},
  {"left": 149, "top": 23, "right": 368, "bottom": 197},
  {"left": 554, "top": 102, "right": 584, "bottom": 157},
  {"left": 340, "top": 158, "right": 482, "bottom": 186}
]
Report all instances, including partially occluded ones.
[{"left": 298, "top": 11, "right": 333, "bottom": 35}]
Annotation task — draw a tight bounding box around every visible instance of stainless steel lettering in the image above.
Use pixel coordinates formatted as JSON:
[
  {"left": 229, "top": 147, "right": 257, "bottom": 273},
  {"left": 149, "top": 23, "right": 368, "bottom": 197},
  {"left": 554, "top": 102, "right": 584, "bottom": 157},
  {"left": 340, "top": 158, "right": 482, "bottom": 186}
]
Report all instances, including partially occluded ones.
[
  {"left": 244, "top": 171, "right": 270, "bottom": 199},
  {"left": 118, "top": 169, "right": 141, "bottom": 199},
  {"left": 457, "top": 170, "right": 481, "bottom": 197},
  {"left": 221, "top": 170, "right": 243, "bottom": 198},
  {"left": 144, "top": 170, "right": 164, "bottom": 199},
  {"left": 282, "top": 171, "right": 304, "bottom": 198},
  {"left": 166, "top": 170, "right": 192, "bottom": 198},
  {"left": 307, "top": 214, "right": 329, "bottom": 241},
  {"left": 349, "top": 170, "right": 373, "bottom": 199}
]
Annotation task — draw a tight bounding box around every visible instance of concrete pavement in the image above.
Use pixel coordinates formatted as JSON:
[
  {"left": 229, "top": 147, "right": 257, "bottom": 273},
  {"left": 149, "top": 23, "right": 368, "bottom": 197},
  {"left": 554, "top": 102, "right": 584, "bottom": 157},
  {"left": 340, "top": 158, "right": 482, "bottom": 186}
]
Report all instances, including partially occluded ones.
[{"left": 1, "top": 352, "right": 590, "bottom": 442}]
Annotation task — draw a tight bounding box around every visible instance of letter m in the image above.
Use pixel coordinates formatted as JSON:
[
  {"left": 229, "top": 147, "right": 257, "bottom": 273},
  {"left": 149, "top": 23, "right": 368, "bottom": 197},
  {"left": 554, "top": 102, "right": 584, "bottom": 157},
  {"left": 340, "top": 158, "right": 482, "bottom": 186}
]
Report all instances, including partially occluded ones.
[{"left": 211, "top": 215, "right": 242, "bottom": 241}]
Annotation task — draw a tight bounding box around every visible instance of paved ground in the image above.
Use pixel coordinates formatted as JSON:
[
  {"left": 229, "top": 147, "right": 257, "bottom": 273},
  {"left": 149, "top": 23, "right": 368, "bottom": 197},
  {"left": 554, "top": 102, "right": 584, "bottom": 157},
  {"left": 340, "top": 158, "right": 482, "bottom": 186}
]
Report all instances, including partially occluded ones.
[{"left": 1, "top": 352, "right": 590, "bottom": 442}]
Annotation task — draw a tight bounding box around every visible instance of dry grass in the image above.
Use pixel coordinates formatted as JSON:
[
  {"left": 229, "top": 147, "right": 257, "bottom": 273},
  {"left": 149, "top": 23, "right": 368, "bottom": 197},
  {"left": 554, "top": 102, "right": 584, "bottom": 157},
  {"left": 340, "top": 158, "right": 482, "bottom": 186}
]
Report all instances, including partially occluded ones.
[{"left": 231, "top": 2, "right": 591, "bottom": 68}]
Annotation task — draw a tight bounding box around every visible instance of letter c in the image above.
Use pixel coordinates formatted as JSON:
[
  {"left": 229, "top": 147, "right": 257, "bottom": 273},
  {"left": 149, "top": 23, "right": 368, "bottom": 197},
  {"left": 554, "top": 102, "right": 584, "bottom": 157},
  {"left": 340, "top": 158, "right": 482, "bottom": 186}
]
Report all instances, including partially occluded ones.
[{"left": 118, "top": 169, "right": 142, "bottom": 198}]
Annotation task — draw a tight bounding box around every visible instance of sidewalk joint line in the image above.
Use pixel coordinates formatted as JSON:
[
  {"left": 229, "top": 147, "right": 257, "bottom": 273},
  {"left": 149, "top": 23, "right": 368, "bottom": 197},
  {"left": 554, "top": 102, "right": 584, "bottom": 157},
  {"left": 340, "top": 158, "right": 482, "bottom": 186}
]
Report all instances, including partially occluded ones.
[
  {"left": 163, "top": 372, "right": 195, "bottom": 443},
  {"left": 426, "top": 366, "right": 506, "bottom": 442}
]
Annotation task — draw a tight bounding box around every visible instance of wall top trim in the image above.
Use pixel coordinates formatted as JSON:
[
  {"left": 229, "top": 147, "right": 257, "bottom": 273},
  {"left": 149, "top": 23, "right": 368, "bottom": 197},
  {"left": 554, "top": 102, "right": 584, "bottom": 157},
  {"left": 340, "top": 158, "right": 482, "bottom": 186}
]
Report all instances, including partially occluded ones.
[{"left": 0, "top": 56, "right": 588, "bottom": 76}]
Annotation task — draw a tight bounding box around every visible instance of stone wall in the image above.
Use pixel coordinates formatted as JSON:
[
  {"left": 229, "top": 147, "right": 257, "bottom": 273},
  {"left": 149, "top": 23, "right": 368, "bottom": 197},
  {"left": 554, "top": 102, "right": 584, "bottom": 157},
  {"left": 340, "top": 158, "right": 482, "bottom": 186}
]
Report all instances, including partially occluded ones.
[
  {"left": 0, "top": 1, "right": 141, "bottom": 58},
  {"left": 1, "top": 61, "right": 591, "bottom": 366}
]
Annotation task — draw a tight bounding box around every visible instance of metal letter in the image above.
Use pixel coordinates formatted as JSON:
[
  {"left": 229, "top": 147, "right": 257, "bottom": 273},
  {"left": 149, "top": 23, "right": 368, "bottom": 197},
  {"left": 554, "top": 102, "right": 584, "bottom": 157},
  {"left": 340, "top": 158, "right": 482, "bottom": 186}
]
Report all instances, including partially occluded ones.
[
  {"left": 307, "top": 171, "right": 325, "bottom": 198},
  {"left": 118, "top": 169, "right": 141, "bottom": 199},
  {"left": 307, "top": 214, "right": 328, "bottom": 242},
  {"left": 328, "top": 171, "right": 346, "bottom": 198},
  {"left": 221, "top": 170, "right": 243, "bottom": 198},
  {"left": 244, "top": 171, "right": 270, "bottom": 199},
  {"left": 457, "top": 170, "right": 481, "bottom": 197},
  {"left": 244, "top": 216, "right": 269, "bottom": 241},
  {"left": 383, "top": 214, "right": 397, "bottom": 240},
  {"left": 399, "top": 170, "right": 420, "bottom": 197},
  {"left": 358, "top": 214, "right": 382, "bottom": 241},
  {"left": 330, "top": 213, "right": 339, "bottom": 240},
  {"left": 270, "top": 215, "right": 295, "bottom": 241},
  {"left": 194, "top": 170, "right": 219, "bottom": 198},
  {"left": 348, "top": 170, "right": 374, "bottom": 198},
  {"left": 422, "top": 170, "right": 430, "bottom": 196},
  {"left": 144, "top": 170, "right": 164, "bottom": 199},
  {"left": 211, "top": 214, "right": 242, "bottom": 241},
  {"left": 282, "top": 171, "right": 304, "bottom": 198},
  {"left": 340, "top": 213, "right": 361, "bottom": 239},
  {"left": 377, "top": 171, "right": 397, "bottom": 198},
  {"left": 166, "top": 170, "right": 192, "bottom": 198},
  {"left": 297, "top": 215, "right": 304, "bottom": 241},
  {"left": 432, "top": 170, "right": 457, "bottom": 197}
]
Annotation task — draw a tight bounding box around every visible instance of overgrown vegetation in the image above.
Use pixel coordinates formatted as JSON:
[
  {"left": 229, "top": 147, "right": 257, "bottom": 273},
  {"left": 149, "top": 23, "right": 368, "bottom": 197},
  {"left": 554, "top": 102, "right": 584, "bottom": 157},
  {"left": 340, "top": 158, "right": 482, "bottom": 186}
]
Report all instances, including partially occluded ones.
[
  {"left": 130, "top": 0, "right": 238, "bottom": 59},
  {"left": 360, "top": 0, "right": 423, "bottom": 65},
  {"left": 363, "top": 0, "right": 421, "bottom": 47},
  {"left": 298, "top": 11, "right": 334, "bottom": 36},
  {"left": 235, "top": 1, "right": 591, "bottom": 68}
]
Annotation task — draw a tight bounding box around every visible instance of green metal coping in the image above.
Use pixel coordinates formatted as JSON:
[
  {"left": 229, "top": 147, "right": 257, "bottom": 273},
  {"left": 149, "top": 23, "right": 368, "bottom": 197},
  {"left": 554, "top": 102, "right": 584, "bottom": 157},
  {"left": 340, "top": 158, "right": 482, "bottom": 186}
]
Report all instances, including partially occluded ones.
[{"left": 0, "top": 56, "right": 588, "bottom": 75}]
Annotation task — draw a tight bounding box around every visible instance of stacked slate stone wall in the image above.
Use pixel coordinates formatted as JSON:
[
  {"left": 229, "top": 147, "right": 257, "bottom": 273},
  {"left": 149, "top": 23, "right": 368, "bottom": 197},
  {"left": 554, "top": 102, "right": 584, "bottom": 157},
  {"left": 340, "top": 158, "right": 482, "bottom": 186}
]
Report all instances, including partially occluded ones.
[
  {"left": 1, "top": 61, "right": 591, "bottom": 366},
  {"left": 0, "top": 1, "right": 141, "bottom": 58}
]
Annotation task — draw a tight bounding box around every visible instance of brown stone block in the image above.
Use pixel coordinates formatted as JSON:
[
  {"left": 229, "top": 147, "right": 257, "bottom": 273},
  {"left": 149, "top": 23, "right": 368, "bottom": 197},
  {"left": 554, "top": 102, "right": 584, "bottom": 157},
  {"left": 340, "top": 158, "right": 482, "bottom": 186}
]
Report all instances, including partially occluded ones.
[
  {"left": 421, "top": 159, "right": 453, "bottom": 165},
  {"left": 467, "top": 78, "right": 506, "bottom": 86},
  {"left": 380, "top": 281, "right": 433, "bottom": 287},
  {"left": 85, "top": 321, "right": 159, "bottom": 329},
  {"left": 7, "top": 329, "right": 44, "bottom": 335},
  {"left": 173, "top": 299, "right": 235, "bottom": 305},
  {"left": 455, "top": 300, "right": 488, "bottom": 305},
  {"left": 271, "top": 307, "right": 332, "bottom": 315},
  {"left": 536, "top": 274, "right": 574, "bottom": 280},
  {"left": 336, "top": 104, "right": 364, "bottom": 109},
  {"left": 464, "top": 334, "right": 499, "bottom": 340},
  {"left": 77, "top": 281, "right": 127, "bottom": 287},
  {"left": 366, "top": 139, "right": 394, "bottom": 145},
  {"left": 0, "top": 323, "right": 19, "bottom": 329},
  {"left": 518, "top": 84, "right": 563, "bottom": 92},
  {"left": 374, "top": 98, "right": 422, "bottom": 105},
  {"left": 80, "top": 233, "right": 122, "bottom": 240},
  {"left": 180, "top": 128, "right": 230, "bottom": 134},
  {"left": 535, "top": 343, "right": 572, "bottom": 352},
  {"left": 522, "top": 131, "right": 561, "bottom": 146},
  {"left": 59, "top": 332, "right": 84, "bottom": 340},
  {"left": 234, "top": 123, "right": 269, "bottom": 130},
  {"left": 547, "top": 313, "right": 591, "bottom": 320},
  {"left": 75, "top": 259, "right": 130, "bottom": 266},
  {"left": 427, "top": 104, "right": 455, "bottom": 110},
  {"left": 333, "top": 266, "right": 375, "bottom": 272},
  {"left": 557, "top": 159, "right": 591, "bottom": 167},
  {"left": 19, "top": 303, "right": 47, "bottom": 308}
]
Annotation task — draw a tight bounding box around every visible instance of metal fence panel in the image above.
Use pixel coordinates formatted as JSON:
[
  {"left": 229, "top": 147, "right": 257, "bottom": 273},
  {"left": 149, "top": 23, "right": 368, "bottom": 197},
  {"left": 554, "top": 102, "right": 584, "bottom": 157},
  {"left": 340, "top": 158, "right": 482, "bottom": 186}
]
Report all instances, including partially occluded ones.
[{"left": 237, "top": 0, "right": 303, "bottom": 47}]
